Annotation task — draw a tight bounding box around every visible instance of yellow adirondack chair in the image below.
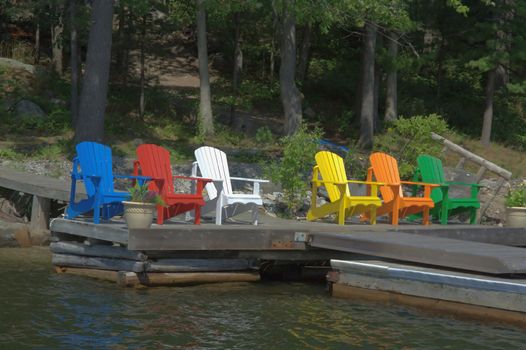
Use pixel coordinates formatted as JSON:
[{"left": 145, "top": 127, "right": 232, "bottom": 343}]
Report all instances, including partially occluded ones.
[{"left": 307, "top": 151, "right": 383, "bottom": 225}]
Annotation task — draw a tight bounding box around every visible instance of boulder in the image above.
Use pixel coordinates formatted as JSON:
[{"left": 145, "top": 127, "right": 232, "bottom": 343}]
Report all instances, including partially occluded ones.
[
  {"left": 14, "top": 99, "right": 46, "bottom": 120},
  {"left": 0, "top": 57, "right": 35, "bottom": 74}
]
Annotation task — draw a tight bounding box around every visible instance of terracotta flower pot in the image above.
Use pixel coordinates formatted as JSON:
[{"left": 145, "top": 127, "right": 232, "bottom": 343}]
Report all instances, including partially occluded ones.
[
  {"left": 505, "top": 207, "right": 526, "bottom": 228},
  {"left": 123, "top": 201, "right": 156, "bottom": 229}
]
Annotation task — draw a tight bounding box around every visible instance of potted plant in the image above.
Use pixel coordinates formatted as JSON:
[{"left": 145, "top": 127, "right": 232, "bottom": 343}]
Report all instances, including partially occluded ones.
[
  {"left": 505, "top": 183, "right": 526, "bottom": 228},
  {"left": 123, "top": 182, "right": 165, "bottom": 229}
]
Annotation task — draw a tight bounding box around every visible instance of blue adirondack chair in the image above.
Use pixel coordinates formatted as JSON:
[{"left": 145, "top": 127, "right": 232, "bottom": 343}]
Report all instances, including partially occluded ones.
[{"left": 66, "top": 142, "right": 150, "bottom": 224}]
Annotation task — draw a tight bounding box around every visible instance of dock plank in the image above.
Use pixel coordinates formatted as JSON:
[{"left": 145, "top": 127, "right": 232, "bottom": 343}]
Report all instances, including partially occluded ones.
[
  {"left": 311, "top": 231, "right": 526, "bottom": 274},
  {"left": 0, "top": 166, "right": 85, "bottom": 201}
]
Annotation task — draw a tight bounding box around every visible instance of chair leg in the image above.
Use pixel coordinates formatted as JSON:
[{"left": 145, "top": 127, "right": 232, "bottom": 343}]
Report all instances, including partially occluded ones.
[
  {"left": 370, "top": 206, "right": 377, "bottom": 225},
  {"left": 470, "top": 207, "right": 477, "bottom": 224},
  {"left": 337, "top": 199, "right": 346, "bottom": 225},
  {"left": 423, "top": 207, "right": 431, "bottom": 225},
  {"left": 194, "top": 205, "right": 201, "bottom": 225},
  {"left": 157, "top": 207, "right": 164, "bottom": 225},
  {"left": 391, "top": 202, "right": 400, "bottom": 225},
  {"left": 440, "top": 205, "right": 448, "bottom": 225},
  {"left": 215, "top": 196, "right": 223, "bottom": 225},
  {"left": 251, "top": 204, "right": 259, "bottom": 225}
]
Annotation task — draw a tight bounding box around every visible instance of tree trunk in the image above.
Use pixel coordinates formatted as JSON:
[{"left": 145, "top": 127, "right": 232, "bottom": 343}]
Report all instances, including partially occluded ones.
[
  {"left": 373, "top": 62, "right": 380, "bottom": 132},
  {"left": 480, "top": 68, "right": 496, "bottom": 147},
  {"left": 116, "top": 3, "right": 125, "bottom": 75},
  {"left": 196, "top": 0, "right": 214, "bottom": 136},
  {"left": 357, "top": 22, "right": 377, "bottom": 149},
  {"left": 279, "top": 0, "right": 302, "bottom": 135},
  {"left": 70, "top": 0, "right": 79, "bottom": 127},
  {"left": 139, "top": 15, "right": 146, "bottom": 120},
  {"left": 34, "top": 22, "right": 40, "bottom": 64},
  {"left": 229, "top": 11, "right": 243, "bottom": 125},
  {"left": 269, "top": 0, "right": 279, "bottom": 82},
  {"left": 297, "top": 23, "right": 312, "bottom": 82},
  {"left": 123, "top": 10, "right": 132, "bottom": 87},
  {"left": 51, "top": 6, "right": 64, "bottom": 75},
  {"left": 384, "top": 31, "right": 398, "bottom": 122},
  {"left": 74, "top": 0, "right": 114, "bottom": 143}
]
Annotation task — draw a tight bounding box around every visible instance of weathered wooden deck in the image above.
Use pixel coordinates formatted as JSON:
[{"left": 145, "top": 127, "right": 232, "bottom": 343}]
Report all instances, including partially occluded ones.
[
  {"left": 0, "top": 166, "right": 86, "bottom": 235},
  {"left": 50, "top": 213, "right": 526, "bottom": 275}
]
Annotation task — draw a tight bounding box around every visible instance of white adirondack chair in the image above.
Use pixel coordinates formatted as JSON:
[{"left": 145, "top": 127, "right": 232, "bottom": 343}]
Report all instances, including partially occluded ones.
[{"left": 191, "top": 146, "right": 269, "bottom": 225}]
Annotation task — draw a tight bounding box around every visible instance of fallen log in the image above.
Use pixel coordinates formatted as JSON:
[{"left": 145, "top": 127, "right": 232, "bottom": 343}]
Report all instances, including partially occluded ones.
[
  {"left": 52, "top": 253, "right": 145, "bottom": 272},
  {"left": 50, "top": 241, "right": 147, "bottom": 261},
  {"left": 145, "top": 258, "right": 255, "bottom": 272},
  {"left": 117, "top": 271, "right": 261, "bottom": 287}
]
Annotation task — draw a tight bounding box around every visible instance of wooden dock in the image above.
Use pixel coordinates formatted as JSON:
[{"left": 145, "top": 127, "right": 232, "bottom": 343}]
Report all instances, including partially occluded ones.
[{"left": 50, "top": 214, "right": 526, "bottom": 275}]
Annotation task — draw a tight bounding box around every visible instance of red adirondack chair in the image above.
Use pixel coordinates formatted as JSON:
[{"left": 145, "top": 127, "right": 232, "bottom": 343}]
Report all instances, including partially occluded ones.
[{"left": 134, "top": 144, "right": 211, "bottom": 225}]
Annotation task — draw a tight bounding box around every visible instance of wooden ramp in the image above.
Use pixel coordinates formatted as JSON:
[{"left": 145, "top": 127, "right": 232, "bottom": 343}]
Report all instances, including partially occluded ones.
[{"left": 310, "top": 231, "right": 526, "bottom": 275}]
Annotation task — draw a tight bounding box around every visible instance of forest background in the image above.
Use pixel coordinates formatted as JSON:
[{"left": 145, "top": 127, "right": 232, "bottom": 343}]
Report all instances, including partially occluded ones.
[{"left": 1, "top": 0, "right": 526, "bottom": 185}]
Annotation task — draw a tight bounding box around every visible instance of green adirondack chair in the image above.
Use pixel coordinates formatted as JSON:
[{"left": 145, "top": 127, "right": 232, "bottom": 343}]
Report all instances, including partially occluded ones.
[{"left": 413, "top": 154, "right": 481, "bottom": 224}]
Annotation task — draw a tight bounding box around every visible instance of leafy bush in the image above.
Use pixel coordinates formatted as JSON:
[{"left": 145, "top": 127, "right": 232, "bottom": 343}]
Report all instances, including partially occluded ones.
[
  {"left": 375, "top": 114, "right": 449, "bottom": 179},
  {"left": 266, "top": 125, "right": 323, "bottom": 216},
  {"left": 505, "top": 184, "right": 526, "bottom": 207},
  {"left": 255, "top": 126, "right": 274, "bottom": 144}
]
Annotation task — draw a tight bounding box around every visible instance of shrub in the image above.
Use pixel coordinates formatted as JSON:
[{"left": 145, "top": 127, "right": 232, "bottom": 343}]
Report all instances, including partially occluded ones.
[
  {"left": 375, "top": 114, "right": 449, "bottom": 179},
  {"left": 266, "top": 125, "right": 323, "bottom": 216},
  {"left": 505, "top": 184, "right": 526, "bottom": 207},
  {"left": 255, "top": 126, "right": 274, "bottom": 144}
]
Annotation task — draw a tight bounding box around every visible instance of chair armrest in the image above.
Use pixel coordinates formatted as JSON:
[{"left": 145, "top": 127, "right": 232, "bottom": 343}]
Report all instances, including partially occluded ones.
[
  {"left": 446, "top": 181, "right": 482, "bottom": 187},
  {"left": 347, "top": 180, "right": 385, "bottom": 186},
  {"left": 230, "top": 176, "right": 269, "bottom": 183},
  {"left": 173, "top": 175, "right": 213, "bottom": 183},
  {"left": 114, "top": 174, "right": 151, "bottom": 181},
  {"left": 400, "top": 180, "right": 440, "bottom": 188}
]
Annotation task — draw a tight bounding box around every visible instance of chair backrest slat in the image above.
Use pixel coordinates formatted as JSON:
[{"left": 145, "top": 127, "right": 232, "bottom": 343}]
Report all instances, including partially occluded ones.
[
  {"left": 195, "top": 146, "right": 232, "bottom": 197},
  {"left": 417, "top": 154, "right": 445, "bottom": 201},
  {"left": 370, "top": 152, "right": 403, "bottom": 202},
  {"left": 315, "top": 151, "right": 349, "bottom": 202},
  {"left": 136, "top": 144, "right": 175, "bottom": 196},
  {"left": 76, "top": 142, "right": 115, "bottom": 196}
]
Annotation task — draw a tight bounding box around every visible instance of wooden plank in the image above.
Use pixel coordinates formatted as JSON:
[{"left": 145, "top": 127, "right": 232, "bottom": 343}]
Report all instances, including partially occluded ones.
[
  {"left": 50, "top": 218, "right": 128, "bottom": 244},
  {"left": 311, "top": 231, "right": 526, "bottom": 274},
  {"left": 50, "top": 241, "right": 147, "bottom": 261},
  {"left": 117, "top": 271, "right": 261, "bottom": 287},
  {"left": 128, "top": 226, "right": 306, "bottom": 251},
  {"left": 52, "top": 253, "right": 145, "bottom": 272},
  {"left": 395, "top": 225, "right": 526, "bottom": 247},
  {"left": 431, "top": 133, "right": 512, "bottom": 179},
  {"left": 55, "top": 266, "right": 119, "bottom": 282},
  {"left": 0, "top": 166, "right": 86, "bottom": 201},
  {"left": 29, "top": 196, "right": 50, "bottom": 234},
  {"left": 331, "top": 260, "right": 526, "bottom": 311},
  {"left": 331, "top": 283, "right": 526, "bottom": 329},
  {"left": 145, "top": 258, "right": 255, "bottom": 272}
]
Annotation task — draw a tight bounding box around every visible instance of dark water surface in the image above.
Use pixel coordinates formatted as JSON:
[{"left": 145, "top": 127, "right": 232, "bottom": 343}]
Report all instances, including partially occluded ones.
[{"left": 1, "top": 248, "right": 525, "bottom": 349}]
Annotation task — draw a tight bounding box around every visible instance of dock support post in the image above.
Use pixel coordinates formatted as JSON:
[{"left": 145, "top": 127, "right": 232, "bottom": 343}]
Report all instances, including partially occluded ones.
[{"left": 30, "top": 195, "right": 50, "bottom": 242}]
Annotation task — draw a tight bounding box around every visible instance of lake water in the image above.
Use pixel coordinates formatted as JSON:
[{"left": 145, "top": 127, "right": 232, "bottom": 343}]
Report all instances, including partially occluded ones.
[{"left": 1, "top": 248, "right": 525, "bottom": 349}]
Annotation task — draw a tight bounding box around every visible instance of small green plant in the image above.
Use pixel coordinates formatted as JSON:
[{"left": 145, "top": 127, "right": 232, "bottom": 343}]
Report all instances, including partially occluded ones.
[
  {"left": 128, "top": 182, "right": 166, "bottom": 206},
  {"left": 505, "top": 184, "right": 526, "bottom": 207},
  {"left": 255, "top": 126, "right": 274, "bottom": 144},
  {"left": 375, "top": 114, "right": 449, "bottom": 179},
  {"left": 266, "top": 125, "right": 323, "bottom": 216}
]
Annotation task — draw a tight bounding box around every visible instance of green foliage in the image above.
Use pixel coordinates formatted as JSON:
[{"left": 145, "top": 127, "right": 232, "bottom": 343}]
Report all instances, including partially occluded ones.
[
  {"left": 505, "top": 184, "right": 526, "bottom": 207},
  {"left": 128, "top": 182, "right": 166, "bottom": 207},
  {"left": 266, "top": 125, "right": 323, "bottom": 216},
  {"left": 344, "top": 145, "right": 368, "bottom": 180},
  {"left": 375, "top": 114, "right": 450, "bottom": 179},
  {"left": 255, "top": 126, "right": 274, "bottom": 144}
]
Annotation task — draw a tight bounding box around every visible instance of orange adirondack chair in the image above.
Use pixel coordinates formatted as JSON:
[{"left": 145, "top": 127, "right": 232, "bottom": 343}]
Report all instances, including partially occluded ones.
[
  {"left": 134, "top": 144, "right": 211, "bottom": 225},
  {"left": 365, "top": 152, "right": 439, "bottom": 225}
]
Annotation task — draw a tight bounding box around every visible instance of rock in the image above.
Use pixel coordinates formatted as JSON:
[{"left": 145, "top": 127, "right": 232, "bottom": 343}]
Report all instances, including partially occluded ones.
[
  {"left": 0, "top": 57, "right": 35, "bottom": 74},
  {"left": 14, "top": 99, "right": 46, "bottom": 120},
  {"left": 0, "top": 221, "right": 31, "bottom": 247},
  {"left": 304, "top": 107, "right": 316, "bottom": 119}
]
